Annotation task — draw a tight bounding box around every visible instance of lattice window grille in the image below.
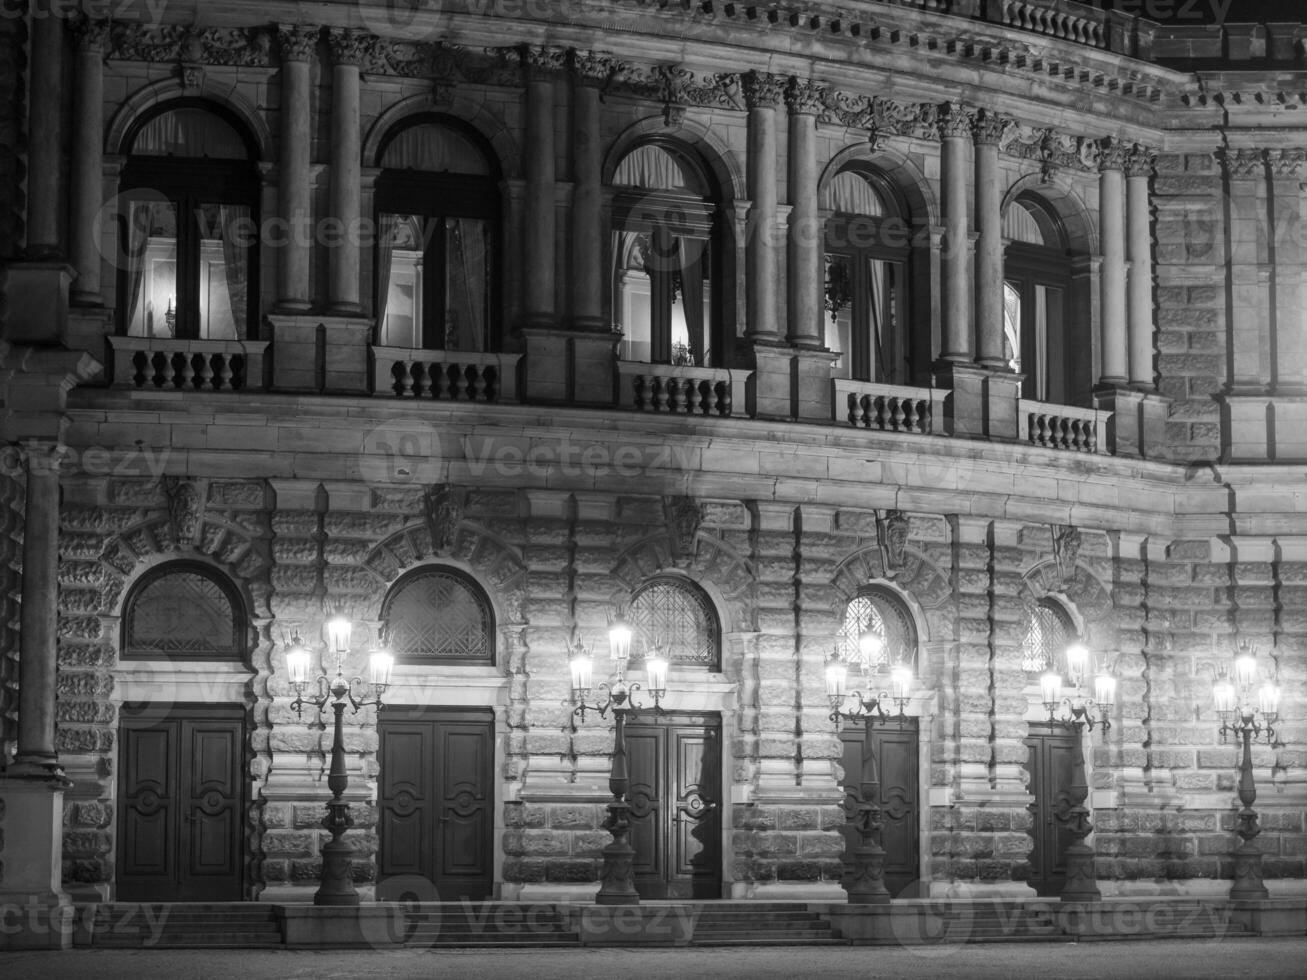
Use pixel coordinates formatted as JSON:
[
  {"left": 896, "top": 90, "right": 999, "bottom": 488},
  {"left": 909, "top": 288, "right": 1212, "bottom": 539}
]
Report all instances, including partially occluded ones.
[
  {"left": 1022, "top": 601, "right": 1072, "bottom": 674},
  {"left": 838, "top": 591, "right": 917, "bottom": 675},
  {"left": 385, "top": 570, "right": 493, "bottom": 663},
  {"left": 628, "top": 579, "right": 719, "bottom": 669},
  {"left": 125, "top": 570, "right": 240, "bottom": 658}
]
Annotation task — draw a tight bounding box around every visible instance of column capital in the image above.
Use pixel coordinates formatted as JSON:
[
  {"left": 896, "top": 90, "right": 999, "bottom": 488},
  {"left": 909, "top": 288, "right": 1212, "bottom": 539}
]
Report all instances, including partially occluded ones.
[
  {"left": 742, "top": 70, "right": 786, "bottom": 110},
  {"left": 16, "top": 441, "right": 68, "bottom": 479},
  {"left": 1219, "top": 147, "right": 1266, "bottom": 180},
  {"left": 1097, "top": 136, "right": 1130, "bottom": 173},
  {"left": 278, "top": 24, "right": 321, "bottom": 63},
  {"left": 518, "top": 44, "right": 568, "bottom": 83},
  {"left": 1267, "top": 148, "right": 1307, "bottom": 181},
  {"left": 569, "top": 49, "right": 618, "bottom": 88},
  {"left": 326, "top": 28, "right": 379, "bottom": 68},
  {"left": 1124, "top": 143, "right": 1157, "bottom": 179},
  {"left": 971, "top": 108, "right": 1014, "bottom": 146},
  {"left": 69, "top": 16, "right": 110, "bottom": 53},
  {"left": 936, "top": 101, "right": 975, "bottom": 140},
  {"left": 785, "top": 77, "right": 828, "bottom": 116}
]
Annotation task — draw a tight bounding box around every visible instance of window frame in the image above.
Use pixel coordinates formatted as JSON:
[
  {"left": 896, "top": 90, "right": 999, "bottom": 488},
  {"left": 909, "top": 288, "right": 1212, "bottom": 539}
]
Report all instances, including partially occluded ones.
[
  {"left": 380, "top": 566, "right": 497, "bottom": 667},
  {"left": 116, "top": 99, "right": 261, "bottom": 342},
  {"left": 1021, "top": 596, "right": 1077, "bottom": 675},
  {"left": 838, "top": 585, "right": 919, "bottom": 675},
  {"left": 373, "top": 115, "right": 502, "bottom": 353},
  {"left": 627, "top": 574, "right": 722, "bottom": 673},
  {"left": 121, "top": 561, "right": 248, "bottom": 663},
  {"left": 1004, "top": 196, "right": 1074, "bottom": 404}
]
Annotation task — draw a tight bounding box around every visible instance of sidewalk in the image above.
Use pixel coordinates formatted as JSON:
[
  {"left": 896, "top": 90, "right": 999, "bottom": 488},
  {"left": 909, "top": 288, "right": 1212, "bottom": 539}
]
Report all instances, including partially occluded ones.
[{"left": 3, "top": 938, "right": 1305, "bottom": 980}]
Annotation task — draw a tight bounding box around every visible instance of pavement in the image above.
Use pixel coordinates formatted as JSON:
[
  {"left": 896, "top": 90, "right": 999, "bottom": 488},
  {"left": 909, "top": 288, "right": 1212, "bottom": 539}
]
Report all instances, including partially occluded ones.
[{"left": 2, "top": 939, "right": 1306, "bottom": 980}]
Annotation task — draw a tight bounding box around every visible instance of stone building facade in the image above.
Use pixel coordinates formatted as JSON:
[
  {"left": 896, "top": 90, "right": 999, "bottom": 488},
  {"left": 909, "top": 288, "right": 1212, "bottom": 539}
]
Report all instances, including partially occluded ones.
[{"left": 1, "top": 0, "right": 1306, "bottom": 923}]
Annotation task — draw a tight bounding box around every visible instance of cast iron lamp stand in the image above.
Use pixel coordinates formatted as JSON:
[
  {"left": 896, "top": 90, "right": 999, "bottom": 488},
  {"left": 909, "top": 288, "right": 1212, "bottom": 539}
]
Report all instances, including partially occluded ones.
[{"left": 1043, "top": 697, "right": 1108, "bottom": 903}]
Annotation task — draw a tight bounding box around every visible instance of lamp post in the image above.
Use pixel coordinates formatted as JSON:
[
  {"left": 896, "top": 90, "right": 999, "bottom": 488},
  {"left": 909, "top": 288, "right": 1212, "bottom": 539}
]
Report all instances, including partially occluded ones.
[
  {"left": 568, "top": 614, "right": 669, "bottom": 905},
  {"left": 825, "top": 631, "right": 912, "bottom": 905},
  {"left": 285, "top": 605, "right": 394, "bottom": 906},
  {"left": 1039, "top": 641, "right": 1114, "bottom": 903},
  {"left": 1212, "top": 641, "right": 1280, "bottom": 900}
]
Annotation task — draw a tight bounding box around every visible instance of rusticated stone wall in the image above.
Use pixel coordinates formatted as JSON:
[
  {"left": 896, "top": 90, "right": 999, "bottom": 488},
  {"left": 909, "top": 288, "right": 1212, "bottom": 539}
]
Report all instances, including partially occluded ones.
[
  {"left": 34, "top": 464, "right": 1307, "bottom": 898},
  {"left": 0, "top": 460, "right": 21, "bottom": 770}
]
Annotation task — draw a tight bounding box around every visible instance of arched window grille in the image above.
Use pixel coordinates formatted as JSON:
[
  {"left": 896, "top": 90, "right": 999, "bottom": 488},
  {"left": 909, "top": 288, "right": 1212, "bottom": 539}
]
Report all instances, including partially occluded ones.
[
  {"left": 1022, "top": 597, "right": 1075, "bottom": 674},
  {"left": 837, "top": 586, "right": 918, "bottom": 673},
  {"left": 381, "top": 567, "right": 495, "bottom": 665},
  {"left": 122, "top": 563, "right": 246, "bottom": 661},
  {"left": 628, "top": 576, "right": 720, "bottom": 671}
]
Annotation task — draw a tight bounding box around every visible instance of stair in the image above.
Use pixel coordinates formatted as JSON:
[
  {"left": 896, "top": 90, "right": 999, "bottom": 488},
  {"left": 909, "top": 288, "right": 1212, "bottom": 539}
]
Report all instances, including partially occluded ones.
[
  {"left": 79, "top": 903, "right": 282, "bottom": 948},
  {"left": 689, "top": 903, "right": 843, "bottom": 946},
  {"left": 400, "top": 903, "right": 581, "bottom": 948}
]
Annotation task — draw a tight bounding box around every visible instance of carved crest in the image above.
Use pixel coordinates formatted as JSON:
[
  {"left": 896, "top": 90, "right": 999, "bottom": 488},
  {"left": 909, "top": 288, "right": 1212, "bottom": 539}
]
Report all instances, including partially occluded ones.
[
  {"left": 424, "top": 484, "right": 464, "bottom": 555},
  {"left": 1052, "top": 525, "right": 1082, "bottom": 589},
  {"left": 877, "top": 510, "right": 910, "bottom": 576},
  {"left": 160, "top": 476, "right": 204, "bottom": 547},
  {"left": 665, "top": 496, "right": 701, "bottom": 562}
]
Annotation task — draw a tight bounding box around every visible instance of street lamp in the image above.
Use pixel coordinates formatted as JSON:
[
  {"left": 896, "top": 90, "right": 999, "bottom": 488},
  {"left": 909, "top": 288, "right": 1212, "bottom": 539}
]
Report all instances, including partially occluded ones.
[
  {"left": 826, "top": 630, "right": 912, "bottom": 905},
  {"left": 285, "top": 604, "right": 394, "bottom": 906},
  {"left": 1039, "top": 641, "right": 1114, "bottom": 903},
  {"left": 1211, "top": 641, "right": 1280, "bottom": 900},
  {"left": 568, "top": 612, "right": 669, "bottom": 905}
]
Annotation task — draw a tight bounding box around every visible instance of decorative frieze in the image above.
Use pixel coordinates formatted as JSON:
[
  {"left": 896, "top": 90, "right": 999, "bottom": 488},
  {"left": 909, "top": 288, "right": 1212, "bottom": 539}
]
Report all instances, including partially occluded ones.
[
  {"left": 1221, "top": 147, "right": 1266, "bottom": 180},
  {"left": 107, "top": 23, "right": 275, "bottom": 66}
]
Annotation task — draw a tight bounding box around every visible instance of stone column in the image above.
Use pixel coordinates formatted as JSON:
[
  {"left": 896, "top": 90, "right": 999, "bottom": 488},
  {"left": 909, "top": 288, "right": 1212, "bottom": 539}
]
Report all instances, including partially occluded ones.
[
  {"left": 276, "top": 24, "right": 318, "bottom": 312},
  {"left": 1097, "top": 138, "right": 1129, "bottom": 386},
  {"left": 785, "top": 79, "right": 824, "bottom": 347},
  {"left": 69, "top": 19, "right": 109, "bottom": 305},
  {"left": 938, "top": 102, "right": 975, "bottom": 363},
  {"left": 569, "top": 51, "right": 608, "bottom": 332},
  {"left": 325, "top": 29, "right": 368, "bottom": 314},
  {"left": 743, "top": 71, "right": 784, "bottom": 342},
  {"left": 10, "top": 444, "right": 63, "bottom": 774},
  {"left": 973, "top": 110, "right": 1009, "bottom": 369},
  {"left": 25, "top": 15, "right": 62, "bottom": 257},
  {"left": 523, "top": 47, "right": 560, "bottom": 328},
  {"left": 1268, "top": 149, "right": 1307, "bottom": 393},
  {"left": 1125, "top": 145, "right": 1157, "bottom": 390}
]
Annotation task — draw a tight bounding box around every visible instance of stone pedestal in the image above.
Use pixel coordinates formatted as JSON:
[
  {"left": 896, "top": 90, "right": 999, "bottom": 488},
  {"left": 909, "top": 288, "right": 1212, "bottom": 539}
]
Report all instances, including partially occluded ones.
[
  {"left": 0, "top": 778, "right": 75, "bottom": 950},
  {"left": 935, "top": 362, "right": 1025, "bottom": 441},
  {"left": 265, "top": 315, "right": 372, "bottom": 394},
  {"left": 743, "top": 343, "right": 835, "bottom": 421},
  {"left": 522, "top": 328, "right": 619, "bottom": 405},
  {"left": 0, "top": 263, "right": 74, "bottom": 344},
  {"left": 1219, "top": 394, "right": 1270, "bottom": 462},
  {"left": 1096, "top": 387, "right": 1171, "bottom": 459}
]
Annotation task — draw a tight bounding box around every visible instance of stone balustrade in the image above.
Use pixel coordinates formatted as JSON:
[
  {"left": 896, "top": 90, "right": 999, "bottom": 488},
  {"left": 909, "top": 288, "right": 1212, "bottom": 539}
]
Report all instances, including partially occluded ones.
[
  {"left": 617, "top": 362, "right": 746, "bottom": 416},
  {"left": 107, "top": 336, "right": 267, "bottom": 392},
  {"left": 834, "top": 379, "right": 943, "bottom": 435},
  {"left": 990, "top": 0, "right": 1108, "bottom": 48},
  {"left": 373, "top": 348, "right": 521, "bottom": 402},
  {"left": 1020, "top": 399, "right": 1111, "bottom": 453}
]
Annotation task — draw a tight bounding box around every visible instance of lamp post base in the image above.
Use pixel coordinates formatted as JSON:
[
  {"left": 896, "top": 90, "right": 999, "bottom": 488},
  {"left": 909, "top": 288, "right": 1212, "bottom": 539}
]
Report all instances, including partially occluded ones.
[
  {"left": 596, "top": 799, "right": 640, "bottom": 905},
  {"left": 1230, "top": 842, "right": 1269, "bottom": 901},
  {"left": 314, "top": 799, "right": 360, "bottom": 906},
  {"left": 844, "top": 839, "right": 892, "bottom": 905},
  {"left": 1059, "top": 842, "right": 1102, "bottom": 903}
]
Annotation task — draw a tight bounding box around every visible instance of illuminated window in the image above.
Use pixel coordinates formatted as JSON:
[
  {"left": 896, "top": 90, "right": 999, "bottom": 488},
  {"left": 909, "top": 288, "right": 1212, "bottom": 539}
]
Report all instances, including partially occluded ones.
[
  {"left": 838, "top": 587, "right": 918, "bottom": 674},
  {"left": 628, "top": 576, "right": 720, "bottom": 671},
  {"left": 1004, "top": 195, "right": 1071, "bottom": 404},
  {"left": 1022, "top": 598, "right": 1075, "bottom": 674}
]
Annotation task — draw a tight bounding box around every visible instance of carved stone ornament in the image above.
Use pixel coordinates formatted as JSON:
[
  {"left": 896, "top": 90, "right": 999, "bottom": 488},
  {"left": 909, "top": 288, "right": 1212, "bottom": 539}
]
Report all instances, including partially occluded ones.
[
  {"left": 1267, "top": 148, "right": 1307, "bottom": 180},
  {"left": 1222, "top": 147, "right": 1265, "bottom": 180},
  {"left": 326, "top": 28, "right": 381, "bottom": 69},
  {"left": 160, "top": 476, "right": 204, "bottom": 547},
  {"left": 424, "top": 484, "right": 464, "bottom": 555},
  {"left": 935, "top": 101, "right": 976, "bottom": 140},
  {"left": 1124, "top": 143, "right": 1157, "bottom": 179},
  {"left": 571, "top": 50, "right": 619, "bottom": 88},
  {"left": 1097, "top": 136, "right": 1130, "bottom": 172},
  {"left": 108, "top": 24, "right": 276, "bottom": 67},
  {"left": 277, "top": 24, "right": 320, "bottom": 64},
  {"left": 69, "top": 17, "right": 111, "bottom": 53},
  {"left": 877, "top": 510, "right": 910, "bottom": 576},
  {"left": 972, "top": 108, "right": 1014, "bottom": 147},
  {"left": 1052, "top": 524, "right": 1082, "bottom": 590},
  {"left": 786, "top": 78, "right": 828, "bottom": 116},
  {"left": 742, "top": 70, "right": 786, "bottom": 109},
  {"left": 665, "top": 496, "right": 702, "bottom": 562},
  {"left": 1004, "top": 126, "right": 1098, "bottom": 183}
]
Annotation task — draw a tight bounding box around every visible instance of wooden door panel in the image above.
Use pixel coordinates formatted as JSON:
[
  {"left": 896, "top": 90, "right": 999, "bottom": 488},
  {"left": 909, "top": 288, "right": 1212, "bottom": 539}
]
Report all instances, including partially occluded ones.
[
  {"left": 624, "top": 727, "right": 663, "bottom": 882},
  {"left": 840, "top": 721, "right": 920, "bottom": 897},
  {"left": 1027, "top": 727, "right": 1076, "bottom": 896},
  {"left": 120, "top": 726, "right": 175, "bottom": 880},
  {"left": 378, "top": 710, "right": 494, "bottom": 902},
  {"left": 185, "top": 723, "right": 242, "bottom": 883},
  {"left": 671, "top": 726, "right": 720, "bottom": 896}
]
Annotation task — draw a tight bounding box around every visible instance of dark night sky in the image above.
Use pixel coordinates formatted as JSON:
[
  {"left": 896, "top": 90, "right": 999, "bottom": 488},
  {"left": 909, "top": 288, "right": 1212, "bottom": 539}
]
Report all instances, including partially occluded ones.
[{"left": 1095, "top": 1, "right": 1307, "bottom": 24}]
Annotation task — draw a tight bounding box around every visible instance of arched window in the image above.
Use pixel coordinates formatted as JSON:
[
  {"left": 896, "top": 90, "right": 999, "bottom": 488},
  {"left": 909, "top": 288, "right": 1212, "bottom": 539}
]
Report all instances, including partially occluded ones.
[
  {"left": 611, "top": 141, "right": 720, "bottom": 366},
  {"left": 374, "top": 116, "right": 500, "bottom": 352},
  {"left": 823, "top": 167, "right": 913, "bottom": 385},
  {"left": 1021, "top": 597, "right": 1075, "bottom": 674},
  {"left": 122, "top": 563, "right": 246, "bottom": 661},
  {"left": 837, "top": 586, "right": 918, "bottom": 674},
  {"left": 381, "top": 567, "right": 495, "bottom": 665},
  {"left": 628, "top": 576, "right": 720, "bottom": 671},
  {"left": 1004, "top": 195, "right": 1073, "bottom": 404},
  {"left": 117, "top": 100, "right": 261, "bottom": 341}
]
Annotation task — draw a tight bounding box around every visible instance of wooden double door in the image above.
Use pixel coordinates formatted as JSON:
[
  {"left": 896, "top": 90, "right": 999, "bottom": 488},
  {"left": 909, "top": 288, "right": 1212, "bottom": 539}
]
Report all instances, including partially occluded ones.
[
  {"left": 117, "top": 703, "right": 246, "bottom": 901},
  {"left": 1025, "top": 725, "right": 1077, "bottom": 896},
  {"left": 625, "top": 713, "right": 722, "bottom": 899},
  {"left": 377, "top": 708, "right": 495, "bottom": 902},
  {"left": 839, "top": 720, "right": 921, "bottom": 897}
]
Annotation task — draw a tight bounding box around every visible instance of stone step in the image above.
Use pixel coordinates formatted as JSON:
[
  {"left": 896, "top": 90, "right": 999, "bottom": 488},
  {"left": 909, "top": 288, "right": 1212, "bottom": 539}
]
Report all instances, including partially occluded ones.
[
  {"left": 695, "top": 921, "right": 833, "bottom": 933},
  {"left": 691, "top": 936, "right": 847, "bottom": 946},
  {"left": 93, "top": 933, "right": 284, "bottom": 948}
]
